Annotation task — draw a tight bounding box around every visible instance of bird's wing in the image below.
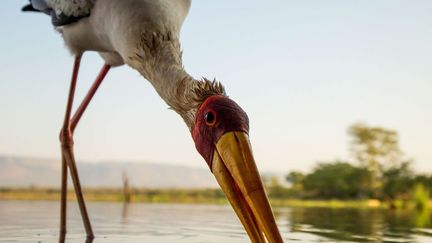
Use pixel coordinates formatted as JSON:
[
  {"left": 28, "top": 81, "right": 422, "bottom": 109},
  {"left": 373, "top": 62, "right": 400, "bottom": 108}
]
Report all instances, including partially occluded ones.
[{"left": 22, "top": 0, "right": 95, "bottom": 26}]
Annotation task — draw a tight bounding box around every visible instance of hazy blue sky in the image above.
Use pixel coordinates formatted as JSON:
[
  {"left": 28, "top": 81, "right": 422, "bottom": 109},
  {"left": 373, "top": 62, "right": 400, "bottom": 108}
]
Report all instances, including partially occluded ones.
[{"left": 0, "top": 1, "right": 431, "bottom": 173}]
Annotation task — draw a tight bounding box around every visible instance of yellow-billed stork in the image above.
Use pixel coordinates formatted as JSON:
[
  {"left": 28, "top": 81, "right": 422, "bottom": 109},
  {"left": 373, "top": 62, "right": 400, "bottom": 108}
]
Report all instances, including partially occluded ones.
[{"left": 22, "top": 0, "right": 283, "bottom": 242}]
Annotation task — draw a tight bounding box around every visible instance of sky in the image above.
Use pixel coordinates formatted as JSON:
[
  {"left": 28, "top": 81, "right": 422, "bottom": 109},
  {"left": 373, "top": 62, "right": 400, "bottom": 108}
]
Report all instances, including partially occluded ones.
[{"left": 0, "top": 1, "right": 431, "bottom": 174}]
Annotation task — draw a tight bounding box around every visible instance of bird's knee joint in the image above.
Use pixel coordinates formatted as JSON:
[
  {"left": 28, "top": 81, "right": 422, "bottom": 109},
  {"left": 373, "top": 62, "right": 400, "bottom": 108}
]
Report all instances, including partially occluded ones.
[{"left": 59, "top": 128, "right": 74, "bottom": 147}]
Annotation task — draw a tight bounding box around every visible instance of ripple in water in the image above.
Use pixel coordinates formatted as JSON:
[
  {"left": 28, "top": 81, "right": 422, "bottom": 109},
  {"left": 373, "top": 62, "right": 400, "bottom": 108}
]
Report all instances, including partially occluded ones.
[{"left": 0, "top": 201, "right": 431, "bottom": 242}]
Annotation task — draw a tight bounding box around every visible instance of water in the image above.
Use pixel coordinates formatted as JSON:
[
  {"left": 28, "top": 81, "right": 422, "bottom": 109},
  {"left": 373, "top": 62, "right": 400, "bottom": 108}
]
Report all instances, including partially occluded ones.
[{"left": 0, "top": 201, "right": 431, "bottom": 242}]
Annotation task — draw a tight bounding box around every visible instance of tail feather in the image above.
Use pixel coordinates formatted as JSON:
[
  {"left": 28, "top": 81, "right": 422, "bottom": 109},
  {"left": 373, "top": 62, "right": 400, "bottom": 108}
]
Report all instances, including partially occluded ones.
[
  {"left": 21, "top": 0, "right": 89, "bottom": 26},
  {"left": 22, "top": 0, "right": 49, "bottom": 13},
  {"left": 22, "top": 4, "right": 40, "bottom": 12}
]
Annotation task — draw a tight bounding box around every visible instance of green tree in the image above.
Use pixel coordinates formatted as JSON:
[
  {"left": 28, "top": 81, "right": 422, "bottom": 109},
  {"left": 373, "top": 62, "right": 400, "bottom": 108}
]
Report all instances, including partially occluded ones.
[
  {"left": 286, "top": 171, "right": 304, "bottom": 188},
  {"left": 266, "top": 176, "right": 287, "bottom": 199},
  {"left": 286, "top": 171, "right": 305, "bottom": 198},
  {"left": 349, "top": 123, "right": 402, "bottom": 197},
  {"left": 381, "top": 161, "right": 413, "bottom": 206},
  {"left": 302, "top": 161, "right": 370, "bottom": 199},
  {"left": 413, "top": 183, "right": 430, "bottom": 211},
  {"left": 413, "top": 175, "right": 432, "bottom": 195}
]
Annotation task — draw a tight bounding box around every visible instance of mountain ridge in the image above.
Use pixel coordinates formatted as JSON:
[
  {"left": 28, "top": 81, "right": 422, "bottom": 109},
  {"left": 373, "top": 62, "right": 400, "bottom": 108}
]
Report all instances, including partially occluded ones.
[{"left": 0, "top": 155, "right": 218, "bottom": 189}]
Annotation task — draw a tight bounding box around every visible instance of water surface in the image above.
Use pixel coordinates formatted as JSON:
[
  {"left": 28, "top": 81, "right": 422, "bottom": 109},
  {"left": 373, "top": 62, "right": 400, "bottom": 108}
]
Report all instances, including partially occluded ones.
[{"left": 0, "top": 201, "right": 431, "bottom": 242}]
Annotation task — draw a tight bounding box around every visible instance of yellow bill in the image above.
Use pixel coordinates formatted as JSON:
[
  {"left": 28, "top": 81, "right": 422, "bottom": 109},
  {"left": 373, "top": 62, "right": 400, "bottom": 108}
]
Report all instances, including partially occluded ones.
[{"left": 212, "top": 131, "right": 283, "bottom": 243}]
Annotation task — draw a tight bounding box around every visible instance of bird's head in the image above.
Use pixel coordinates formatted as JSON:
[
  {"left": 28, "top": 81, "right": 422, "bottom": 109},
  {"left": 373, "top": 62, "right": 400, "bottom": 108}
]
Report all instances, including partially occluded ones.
[
  {"left": 192, "top": 95, "right": 249, "bottom": 166},
  {"left": 192, "top": 95, "right": 282, "bottom": 242}
]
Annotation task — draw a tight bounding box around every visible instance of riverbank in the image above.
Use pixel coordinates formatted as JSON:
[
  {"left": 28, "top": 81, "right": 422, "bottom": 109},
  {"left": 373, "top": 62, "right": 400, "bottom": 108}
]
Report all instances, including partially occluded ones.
[
  {"left": 0, "top": 187, "right": 228, "bottom": 204},
  {"left": 1, "top": 188, "right": 430, "bottom": 209}
]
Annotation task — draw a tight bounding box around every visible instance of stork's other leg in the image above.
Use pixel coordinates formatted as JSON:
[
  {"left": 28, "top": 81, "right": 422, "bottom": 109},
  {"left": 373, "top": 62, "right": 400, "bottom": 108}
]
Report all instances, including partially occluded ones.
[{"left": 59, "top": 55, "right": 110, "bottom": 242}]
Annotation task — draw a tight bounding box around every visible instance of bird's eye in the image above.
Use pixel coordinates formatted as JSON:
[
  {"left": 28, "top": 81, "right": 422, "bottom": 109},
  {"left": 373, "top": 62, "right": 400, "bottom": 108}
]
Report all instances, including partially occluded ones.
[{"left": 204, "top": 111, "right": 216, "bottom": 126}]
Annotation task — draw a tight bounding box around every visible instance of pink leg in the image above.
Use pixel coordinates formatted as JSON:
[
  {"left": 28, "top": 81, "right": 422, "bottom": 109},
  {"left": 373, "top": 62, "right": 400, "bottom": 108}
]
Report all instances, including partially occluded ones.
[
  {"left": 71, "top": 64, "right": 110, "bottom": 132},
  {"left": 59, "top": 55, "right": 81, "bottom": 243},
  {"left": 59, "top": 55, "right": 111, "bottom": 242}
]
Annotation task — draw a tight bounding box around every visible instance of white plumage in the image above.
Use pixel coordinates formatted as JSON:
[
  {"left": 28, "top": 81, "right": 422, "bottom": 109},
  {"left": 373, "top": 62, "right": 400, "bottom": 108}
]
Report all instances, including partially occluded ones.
[{"left": 57, "top": 0, "right": 202, "bottom": 128}]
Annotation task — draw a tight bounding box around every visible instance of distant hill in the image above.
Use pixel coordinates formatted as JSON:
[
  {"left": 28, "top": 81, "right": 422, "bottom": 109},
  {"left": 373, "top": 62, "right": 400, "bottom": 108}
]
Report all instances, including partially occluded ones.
[{"left": 0, "top": 155, "right": 219, "bottom": 189}]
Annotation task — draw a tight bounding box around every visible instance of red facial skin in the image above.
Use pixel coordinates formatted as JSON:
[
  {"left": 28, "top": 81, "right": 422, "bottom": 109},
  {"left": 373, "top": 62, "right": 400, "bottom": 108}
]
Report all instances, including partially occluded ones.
[{"left": 192, "top": 95, "right": 249, "bottom": 170}]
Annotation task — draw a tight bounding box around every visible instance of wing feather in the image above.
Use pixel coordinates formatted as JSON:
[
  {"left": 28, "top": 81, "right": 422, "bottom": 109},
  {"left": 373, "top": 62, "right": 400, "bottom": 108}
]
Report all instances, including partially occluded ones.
[{"left": 22, "top": 0, "right": 95, "bottom": 26}]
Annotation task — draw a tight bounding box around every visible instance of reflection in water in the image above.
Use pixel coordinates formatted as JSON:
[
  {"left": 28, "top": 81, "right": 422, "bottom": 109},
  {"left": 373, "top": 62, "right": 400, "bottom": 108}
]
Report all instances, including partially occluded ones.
[
  {"left": 288, "top": 208, "right": 383, "bottom": 241},
  {"left": 121, "top": 202, "right": 130, "bottom": 224},
  {"left": 122, "top": 202, "right": 129, "bottom": 224},
  {"left": 0, "top": 201, "right": 431, "bottom": 242},
  {"left": 288, "top": 207, "right": 432, "bottom": 242}
]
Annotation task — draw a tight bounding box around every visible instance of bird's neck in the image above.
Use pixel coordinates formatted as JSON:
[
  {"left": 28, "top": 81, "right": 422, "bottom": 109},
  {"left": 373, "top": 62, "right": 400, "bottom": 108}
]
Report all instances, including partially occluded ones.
[{"left": 128, "top": 31, "right": 225, "bottom": 130}]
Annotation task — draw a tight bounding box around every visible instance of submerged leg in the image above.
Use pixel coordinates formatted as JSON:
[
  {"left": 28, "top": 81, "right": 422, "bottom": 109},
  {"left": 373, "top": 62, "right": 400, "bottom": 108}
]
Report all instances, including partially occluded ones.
[
  {"left": 59, "top": 56, "right": 110, "bottom": 241},
  {"left": 61, "top": 143, "right": 94, "bottom": 240},
  {"left": 59, "top": 55, "right": 81, "bottom": 243},
  {"left": 59, "top": 154, "right": 68, "bottom": 243}
]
